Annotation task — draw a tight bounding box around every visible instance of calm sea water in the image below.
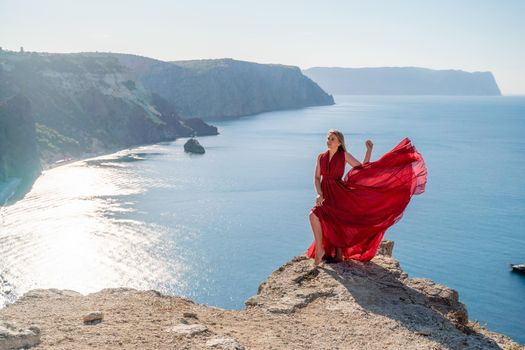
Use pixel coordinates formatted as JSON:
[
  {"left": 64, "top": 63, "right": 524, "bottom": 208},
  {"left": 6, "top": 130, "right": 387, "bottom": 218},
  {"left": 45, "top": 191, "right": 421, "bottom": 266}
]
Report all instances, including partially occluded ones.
[{"left": 1, "top": 96, "right": 524, "bottom": 343}]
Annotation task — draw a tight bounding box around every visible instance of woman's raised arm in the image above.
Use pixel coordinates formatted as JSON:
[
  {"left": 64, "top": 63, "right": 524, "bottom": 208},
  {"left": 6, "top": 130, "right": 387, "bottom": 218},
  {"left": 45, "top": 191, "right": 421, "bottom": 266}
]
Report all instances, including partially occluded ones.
[{"left": 364, "top": 140, "right": 373, "bottom": 163}]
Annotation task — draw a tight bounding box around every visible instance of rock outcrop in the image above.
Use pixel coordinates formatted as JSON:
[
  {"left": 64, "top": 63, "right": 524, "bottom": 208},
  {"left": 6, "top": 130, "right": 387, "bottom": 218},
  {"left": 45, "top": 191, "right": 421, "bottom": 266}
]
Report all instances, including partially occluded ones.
[
  {"left": 0, "top": 321, "right": 40, "bottom": 350},
  {"left": 0, "top": 241, "right": 521, "bottom": 349},
  {"left": 180, "top": 118, "right": 220, "bottom": 136}
]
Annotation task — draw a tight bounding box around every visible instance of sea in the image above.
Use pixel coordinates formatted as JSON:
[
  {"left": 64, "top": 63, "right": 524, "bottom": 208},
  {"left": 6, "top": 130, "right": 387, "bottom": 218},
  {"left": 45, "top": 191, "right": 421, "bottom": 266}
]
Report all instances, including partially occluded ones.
[{"left": 1, "top": 95, "right": 524, "bottom": 343}]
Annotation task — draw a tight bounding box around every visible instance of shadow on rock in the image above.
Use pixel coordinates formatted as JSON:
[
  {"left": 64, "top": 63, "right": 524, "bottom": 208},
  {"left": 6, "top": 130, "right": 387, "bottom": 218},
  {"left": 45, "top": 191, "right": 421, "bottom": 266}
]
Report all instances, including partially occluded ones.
[{"left": 322, "top": 259, "right": 503, "bottom": 349}]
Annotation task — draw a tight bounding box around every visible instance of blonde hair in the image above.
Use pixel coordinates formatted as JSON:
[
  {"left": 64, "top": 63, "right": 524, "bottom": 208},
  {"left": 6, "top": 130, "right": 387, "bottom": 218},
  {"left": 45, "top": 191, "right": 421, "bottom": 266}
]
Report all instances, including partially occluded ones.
[{"left": 328, "top": 129, "right": 347, "bottom": 152}]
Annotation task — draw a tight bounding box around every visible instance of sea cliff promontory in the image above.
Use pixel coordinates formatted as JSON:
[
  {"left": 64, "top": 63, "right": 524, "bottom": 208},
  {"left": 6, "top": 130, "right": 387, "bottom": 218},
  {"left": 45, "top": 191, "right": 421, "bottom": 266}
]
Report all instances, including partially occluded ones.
[
  {"left": 0, "top": 241, "right": 521, "bottom": 350},
  {"left": 110, "top": 54, "right": 335, "bottom": 120},
  {"left": 303, "top": 67, "right": 502, "bottom": 96}
]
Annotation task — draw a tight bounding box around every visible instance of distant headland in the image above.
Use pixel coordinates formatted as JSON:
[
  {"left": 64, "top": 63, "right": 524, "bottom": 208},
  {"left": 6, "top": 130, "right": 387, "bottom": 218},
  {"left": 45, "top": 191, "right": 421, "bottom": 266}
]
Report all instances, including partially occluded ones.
[{"left": 303, "top": 66, "right": 502, "bottom": 96}]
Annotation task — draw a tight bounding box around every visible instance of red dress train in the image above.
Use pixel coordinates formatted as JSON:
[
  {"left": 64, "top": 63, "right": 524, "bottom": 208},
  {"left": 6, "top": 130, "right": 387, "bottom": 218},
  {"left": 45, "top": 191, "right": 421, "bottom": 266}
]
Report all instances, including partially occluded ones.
[{"left": 307, "top": 137, "right": 428, "bottom": 262}]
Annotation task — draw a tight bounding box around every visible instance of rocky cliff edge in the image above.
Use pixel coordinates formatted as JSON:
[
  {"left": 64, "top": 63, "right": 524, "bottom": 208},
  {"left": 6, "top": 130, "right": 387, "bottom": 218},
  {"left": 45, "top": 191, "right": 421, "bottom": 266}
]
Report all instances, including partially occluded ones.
[{"left": 0, "top": 241, "right": 522, "bottom": 350}]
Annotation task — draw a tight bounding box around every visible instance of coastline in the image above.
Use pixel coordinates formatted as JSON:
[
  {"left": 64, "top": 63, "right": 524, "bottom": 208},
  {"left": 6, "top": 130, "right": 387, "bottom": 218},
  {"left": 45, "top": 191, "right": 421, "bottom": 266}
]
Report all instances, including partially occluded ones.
[
  {"left": 0, "top": 241, "right": 522, "bottom": 349},
  {"left": 0, "top": 145, "right": 168, "bottom": 208},
  {"left": 40, "top": 130, "right": 223, "bottom": 173},
  {"left": 2, "top": 134, "right": 217, "bottom": 207},
  {"left": 40, "top": 142, "right": 172, "bottom": 172}
]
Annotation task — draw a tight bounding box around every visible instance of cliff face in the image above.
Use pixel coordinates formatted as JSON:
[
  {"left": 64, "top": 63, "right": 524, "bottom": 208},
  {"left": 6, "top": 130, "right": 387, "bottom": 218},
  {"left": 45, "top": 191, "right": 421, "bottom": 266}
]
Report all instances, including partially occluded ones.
[
  {"left": 0, "top": 241, "right": 521, "bottom": 350},
  {"left": 0, "top": 51, "right": 333, "bottom": 202},
  {"left": 303, "top": 67, "right": 502, "bottom": 96},
  {"left": 0, "top": 51, "right": 218, "bottom": 168},
  {"left": 0, "top": 95, "right": 41, "bottom": 197},
  {"left": 110, "top": 54, "right": 335, "bottom": 120}
]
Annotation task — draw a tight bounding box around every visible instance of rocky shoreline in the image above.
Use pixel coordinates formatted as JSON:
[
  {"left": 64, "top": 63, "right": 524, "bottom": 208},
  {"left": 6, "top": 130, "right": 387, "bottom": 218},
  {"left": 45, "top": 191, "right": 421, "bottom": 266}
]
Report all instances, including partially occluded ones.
[{"left": 0, "top": 241, "right": 522, "bottom": 350}]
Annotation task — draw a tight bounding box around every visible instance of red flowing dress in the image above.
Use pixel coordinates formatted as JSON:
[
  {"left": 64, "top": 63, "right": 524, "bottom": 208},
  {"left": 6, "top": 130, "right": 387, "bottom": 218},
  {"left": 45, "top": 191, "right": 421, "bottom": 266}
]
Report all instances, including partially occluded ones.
[{"left": 307, "top": 137, "right": 427, "bottom": 262}]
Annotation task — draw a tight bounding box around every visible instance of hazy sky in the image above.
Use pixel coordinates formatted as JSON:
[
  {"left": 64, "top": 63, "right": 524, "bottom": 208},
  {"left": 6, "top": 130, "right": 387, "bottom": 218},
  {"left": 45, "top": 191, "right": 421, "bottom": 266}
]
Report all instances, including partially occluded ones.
[{"left": 1, "top": 0, "right": 524, "bottom": 94}]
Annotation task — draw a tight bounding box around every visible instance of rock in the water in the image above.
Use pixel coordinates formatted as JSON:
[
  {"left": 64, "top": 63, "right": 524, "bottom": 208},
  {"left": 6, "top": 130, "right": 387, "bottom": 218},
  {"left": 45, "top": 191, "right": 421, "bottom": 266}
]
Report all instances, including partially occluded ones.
[
  {"left": 184, "top": 138, "right": 205, "bottom": 154},
  {"left": 171, "top": 323, "right": 208, "bottom": 337},
  {"left": 0, "top": 321, "right": 40, "bottom": 350},
  {"left": 82, "top": 311, "right": 103, "bottom": 324}
]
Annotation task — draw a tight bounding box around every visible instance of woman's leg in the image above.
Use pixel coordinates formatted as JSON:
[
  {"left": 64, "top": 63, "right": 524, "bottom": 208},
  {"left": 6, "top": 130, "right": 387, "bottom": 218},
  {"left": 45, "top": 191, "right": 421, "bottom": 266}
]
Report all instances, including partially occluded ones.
[
  {"left": 335, "top": 247, "right": 343, "bottom": 262},
  {"left": 309, "top": 210, "right": 325, "bottom": 265}
]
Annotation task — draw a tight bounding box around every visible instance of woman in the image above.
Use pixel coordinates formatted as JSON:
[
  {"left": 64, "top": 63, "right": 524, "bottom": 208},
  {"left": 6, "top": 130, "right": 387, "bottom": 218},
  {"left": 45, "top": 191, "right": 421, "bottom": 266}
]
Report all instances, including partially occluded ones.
[{"left": 307, "top": 129, "right": 427, "bottom": 266}]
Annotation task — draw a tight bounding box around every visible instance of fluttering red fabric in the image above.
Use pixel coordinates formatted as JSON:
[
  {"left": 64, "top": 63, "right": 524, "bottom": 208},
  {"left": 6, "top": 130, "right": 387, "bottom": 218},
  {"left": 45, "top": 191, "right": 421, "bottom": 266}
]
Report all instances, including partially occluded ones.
[{"left": 307, "top": 137, "right": 428, "bottom": 262}]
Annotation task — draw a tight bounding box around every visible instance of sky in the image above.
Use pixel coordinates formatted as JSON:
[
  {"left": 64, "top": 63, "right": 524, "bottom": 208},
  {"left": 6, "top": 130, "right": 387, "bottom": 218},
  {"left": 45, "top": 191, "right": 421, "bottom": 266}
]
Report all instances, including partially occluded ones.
[{"left": 1, "top": 0, "right": 524, "bottom": 94}]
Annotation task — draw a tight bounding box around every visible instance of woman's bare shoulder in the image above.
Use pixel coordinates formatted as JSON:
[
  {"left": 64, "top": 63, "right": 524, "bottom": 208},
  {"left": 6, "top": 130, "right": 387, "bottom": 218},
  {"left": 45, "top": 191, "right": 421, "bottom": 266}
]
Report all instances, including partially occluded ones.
[{"left": 344, "top": 150, "right": 362, "bottom": 166}]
